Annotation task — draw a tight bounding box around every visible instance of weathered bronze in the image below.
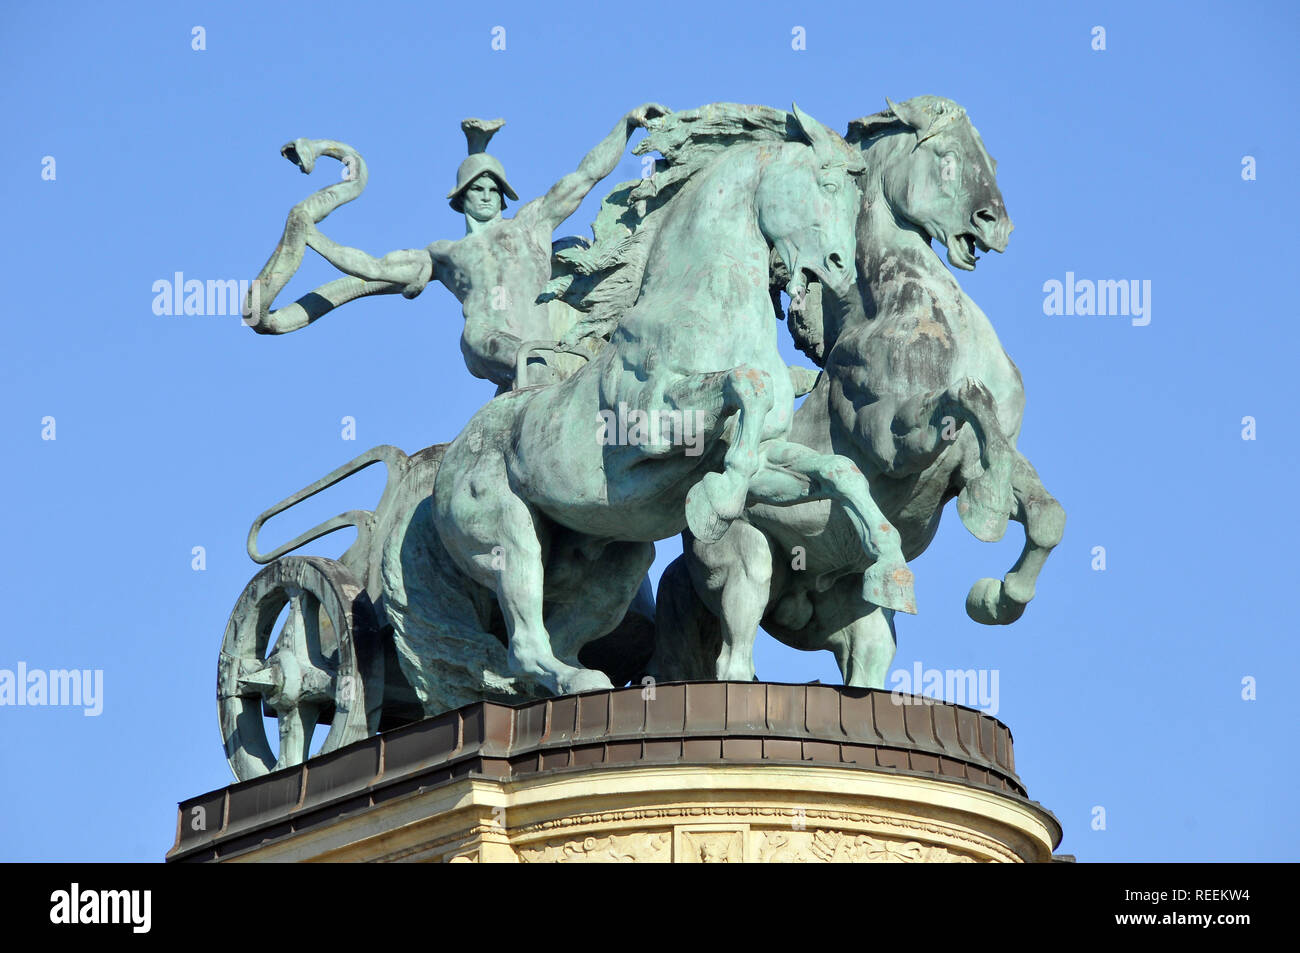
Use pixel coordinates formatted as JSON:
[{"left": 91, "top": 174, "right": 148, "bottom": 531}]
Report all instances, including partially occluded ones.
[
  {"left": 216, "top": 98, "right": 1061, "bottom": 781},
  {"left": 651, "top": 97, "right": 1064, "bottom": 686}
]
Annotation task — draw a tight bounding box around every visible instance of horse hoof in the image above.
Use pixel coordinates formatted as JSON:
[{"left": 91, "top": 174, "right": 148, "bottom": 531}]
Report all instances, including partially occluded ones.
[
  {"left": 862, "top": 561, "right": 917, "bottom": 615},
  {"left": 560, "top": 667, "right": 615, "bottom": 695},
  {"left": 715, "top": 648, "right": 757, "bottom": 682},
  {"left": 965, "top": 578, "right": 1026, "bottom": 625}
]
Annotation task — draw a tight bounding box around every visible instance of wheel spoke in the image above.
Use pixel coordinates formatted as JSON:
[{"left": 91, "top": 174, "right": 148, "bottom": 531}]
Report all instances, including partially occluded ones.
[
  {"left": 221, "top": 556, "right": 373, "bottom": 782},
  {"left": 234, "top": 658, "right": 279, "bottom": 697},
  {"left": 297, "top": 593, "right": 324, "bottom": 669},
  {"left": 281, "top": 591, "right": 306, "bottom": 657},
  {"left": 267, "top": 592, "right": 336, "bottom": 710},
  {"left": 275, "top": 703, "right": 320, "bottom": 771},
  {"left": 261, "top": 592, "right": 337, "bottom": 765}
]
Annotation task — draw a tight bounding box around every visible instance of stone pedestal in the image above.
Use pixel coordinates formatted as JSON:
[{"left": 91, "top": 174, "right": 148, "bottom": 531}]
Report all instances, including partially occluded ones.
[{"left": 168, "top": 683, "right": 1061, "bottom": 863}]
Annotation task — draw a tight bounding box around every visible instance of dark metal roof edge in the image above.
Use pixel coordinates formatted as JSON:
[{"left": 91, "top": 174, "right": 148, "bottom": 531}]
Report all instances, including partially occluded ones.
[{"left": 169, "top": 683, "right": 1041, "bottom": 861}]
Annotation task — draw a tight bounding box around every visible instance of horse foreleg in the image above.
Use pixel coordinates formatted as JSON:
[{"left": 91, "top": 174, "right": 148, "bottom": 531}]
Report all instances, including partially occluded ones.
[
  {"left": 747, "top": 441, "right": 916, "bottom": 615},
  {"left": 965, "top": 453, "right": 1065, "bottom": 625},
  {"left": 894, "top": 377, "right": 1015, "bottom": 543},
  {"left": 665, "top": 367, "right": 775, "bottom": 542}
]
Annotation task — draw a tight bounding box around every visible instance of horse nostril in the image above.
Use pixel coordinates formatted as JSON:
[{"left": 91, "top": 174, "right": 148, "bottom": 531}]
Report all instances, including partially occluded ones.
[
  {"left": 828, "top": 253, "right": 844, "bottom": 270},
  {"left": 975, "top": 208, "right": 997, "bottom": 225}
]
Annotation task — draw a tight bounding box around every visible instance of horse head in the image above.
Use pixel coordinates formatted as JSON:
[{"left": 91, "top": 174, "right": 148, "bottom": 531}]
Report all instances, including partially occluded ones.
[
  {"left": 756, "top": 104, "right": 866, "bottom": 300},
  {"left": 848, "top": 96, "right": 1011, "bottom": 271}
]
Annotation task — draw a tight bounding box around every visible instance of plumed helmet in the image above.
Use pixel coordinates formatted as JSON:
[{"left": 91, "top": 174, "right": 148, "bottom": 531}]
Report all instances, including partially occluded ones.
[{"left": 447, "top": 118, "right": 519, "bottom": 213}]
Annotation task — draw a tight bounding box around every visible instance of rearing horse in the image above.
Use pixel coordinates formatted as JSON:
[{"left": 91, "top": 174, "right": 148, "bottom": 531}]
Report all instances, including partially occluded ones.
[
  {"left": 651, "top": 96, "right": 1065, "bottom": 686},
  {"left": 432, "top": 104, "right": 917, "bottom": 696}
]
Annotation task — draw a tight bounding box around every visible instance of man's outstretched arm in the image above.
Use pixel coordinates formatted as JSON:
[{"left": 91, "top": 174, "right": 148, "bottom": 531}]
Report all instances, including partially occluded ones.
[
  {"left": 249, "top": 229, "right": 432, "bottom": 335},
  {"left": 305, "top": 226, "right": 432, "bottom": 294},
  {"left": 536, "top": 103, "right": 670, "bottom": 230}
]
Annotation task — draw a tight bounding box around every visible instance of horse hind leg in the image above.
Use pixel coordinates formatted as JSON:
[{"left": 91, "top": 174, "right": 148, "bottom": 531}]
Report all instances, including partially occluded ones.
[
  {"left": 648, "top": 554, "right": 723, "bottom": 682},
  {"left": 544, "top": 539, "right": 656, "bottom": 669},
  {"left": 435, "top": 454, "right": 613, "bottom": 695},
  {"left": 697, "top": 520, "right": 774, "bottom": 682},
  {"left": 831, "top": 606, "right": 897, "bottom": 689},
  {"left": 966, "top": 453, "right": 1065, "bottom": 625},
  {"left": 787, "top": 581, "right": 898, "bottom": 689}
]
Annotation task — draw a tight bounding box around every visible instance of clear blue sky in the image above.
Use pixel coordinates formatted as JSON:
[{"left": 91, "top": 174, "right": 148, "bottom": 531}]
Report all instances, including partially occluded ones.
[{"left": 2, "top": 0, "right": 1296, "bottom": 862}]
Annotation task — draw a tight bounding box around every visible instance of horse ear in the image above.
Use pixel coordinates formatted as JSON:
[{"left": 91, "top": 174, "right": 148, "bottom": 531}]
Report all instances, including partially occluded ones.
[
  {"left": 790, "top": 102, "right": 825, "bottom": 147},
  {"left": 886, "top": 96, "right": 967, "bottom": 146},
  {"left": 846, "top": 101, "right": 910, "bottom": 145},
  {"left": 791, "top": 102, "right": 847, "bottom": 169},
  {"left": 885, "top": 96, "right": 931, "bottom": 137}
]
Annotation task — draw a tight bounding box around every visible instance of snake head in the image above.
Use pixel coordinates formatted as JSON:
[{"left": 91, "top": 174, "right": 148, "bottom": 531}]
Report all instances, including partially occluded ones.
[{"left": 280, "top": 139, "right": 317, "bottom": 174}]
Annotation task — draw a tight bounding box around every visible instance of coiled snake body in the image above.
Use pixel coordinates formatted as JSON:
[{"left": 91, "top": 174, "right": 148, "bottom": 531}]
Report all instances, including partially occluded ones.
[{"left": 245, "top": 139, "right": 416, "bottom": 334}]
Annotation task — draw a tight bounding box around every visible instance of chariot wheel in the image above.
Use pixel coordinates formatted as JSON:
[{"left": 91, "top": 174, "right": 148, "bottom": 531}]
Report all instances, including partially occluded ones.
[{"left": 218, "top": 556, "right": 383, "bottom": 781}]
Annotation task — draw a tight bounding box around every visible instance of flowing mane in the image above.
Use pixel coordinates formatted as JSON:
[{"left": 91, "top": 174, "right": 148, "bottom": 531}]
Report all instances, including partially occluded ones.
[{"left": 552, "top": 104, "right": 806, "bottom": 344}]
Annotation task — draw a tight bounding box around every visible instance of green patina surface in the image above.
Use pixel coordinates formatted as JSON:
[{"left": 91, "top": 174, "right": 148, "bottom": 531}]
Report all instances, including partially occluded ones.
[{"left": 219, "top": 98, "right": 1062, "bottom": 781}]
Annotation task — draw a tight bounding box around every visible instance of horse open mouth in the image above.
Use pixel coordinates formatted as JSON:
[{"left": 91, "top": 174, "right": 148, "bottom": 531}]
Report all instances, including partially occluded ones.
[
  {"left": 947, "top": 232, "right": 981, "bottom": 271},
  {"left": 803, "top": 256, "right": 853, "bottom": 297}
]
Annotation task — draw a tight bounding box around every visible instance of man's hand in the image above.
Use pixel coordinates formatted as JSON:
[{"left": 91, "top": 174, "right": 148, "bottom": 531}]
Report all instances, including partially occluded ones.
[
  {"left": 629, "top": 103, "right": 671, "bottom": 130},
  {"left": 541, "top": 104, "right": 673, "bottom": 232}
]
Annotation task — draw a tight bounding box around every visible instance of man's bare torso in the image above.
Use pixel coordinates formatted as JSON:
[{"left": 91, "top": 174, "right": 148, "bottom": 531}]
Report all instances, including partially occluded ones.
[{"left": 431, "top": 201, "right": 553, "bottom": 344}]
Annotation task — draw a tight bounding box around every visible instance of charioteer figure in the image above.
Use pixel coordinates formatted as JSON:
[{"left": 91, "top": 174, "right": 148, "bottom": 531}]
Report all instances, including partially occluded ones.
[{"left": 245, "top": 104, "right": 670, "bottom": 392}]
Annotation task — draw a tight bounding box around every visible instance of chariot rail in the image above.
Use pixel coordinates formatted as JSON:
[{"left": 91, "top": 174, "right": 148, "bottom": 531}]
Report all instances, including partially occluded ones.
[
  {"left": 245, "top": 444, "right": 411, "bottom": 568},
  {"left": 223, "top": 442, "right": 434, "bottom": 780}
]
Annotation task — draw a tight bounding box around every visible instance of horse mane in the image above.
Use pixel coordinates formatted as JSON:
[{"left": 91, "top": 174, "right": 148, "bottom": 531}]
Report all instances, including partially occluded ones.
[
  {"left": 551, "top": 105, "right": 797, "bottom": 345},
  {"left": 846, "top": 95, "right": 969, "bottom": 147}
]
